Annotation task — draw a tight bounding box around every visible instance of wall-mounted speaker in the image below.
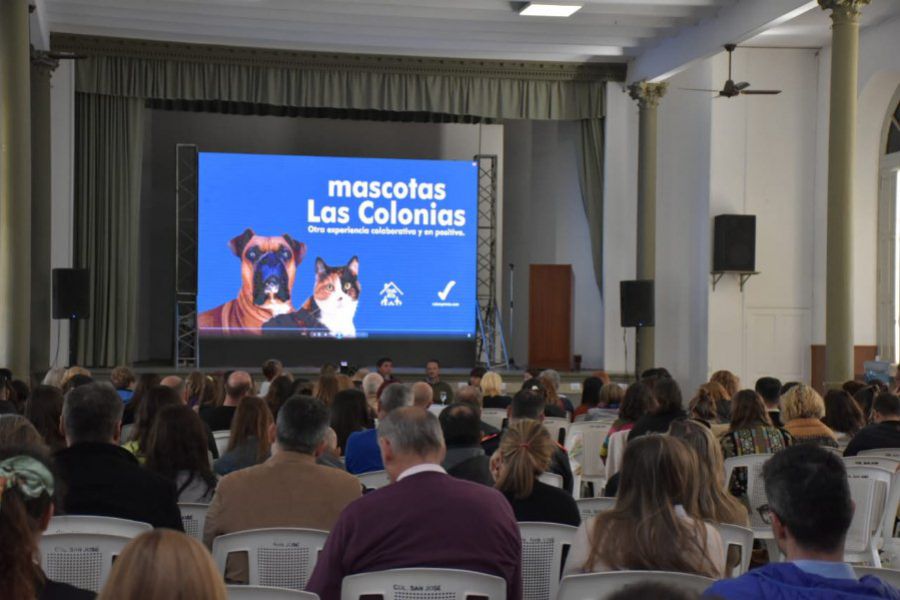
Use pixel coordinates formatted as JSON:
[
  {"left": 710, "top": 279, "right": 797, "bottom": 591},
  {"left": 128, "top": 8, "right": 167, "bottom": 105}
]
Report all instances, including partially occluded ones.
[
  {"left": 52, "top": 268, "right": 90, "bottom": 320},
  {"left": 620, "top": 280, "right": 654, "bottom": 328},
  {"left": 713, "top": 215, "right": 756, "bottom": 272}
]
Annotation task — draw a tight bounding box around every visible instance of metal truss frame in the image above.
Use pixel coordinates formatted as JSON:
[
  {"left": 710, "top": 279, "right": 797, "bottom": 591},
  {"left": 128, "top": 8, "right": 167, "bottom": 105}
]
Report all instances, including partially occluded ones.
[{"left": 175, "top": 144, "right": 199, "bottom": 367}]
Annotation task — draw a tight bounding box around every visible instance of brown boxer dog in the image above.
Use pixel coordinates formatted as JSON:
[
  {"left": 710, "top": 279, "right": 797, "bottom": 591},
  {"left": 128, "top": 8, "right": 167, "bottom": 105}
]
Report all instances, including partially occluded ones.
[{"left": 198, "top": 229, "right": 307, "bottom": 335}]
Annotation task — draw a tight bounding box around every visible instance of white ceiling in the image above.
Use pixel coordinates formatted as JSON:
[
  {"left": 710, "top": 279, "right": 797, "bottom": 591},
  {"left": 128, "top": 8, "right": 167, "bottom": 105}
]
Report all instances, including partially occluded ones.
[
  {"left": 41, "top": 0, "right": 740, "bottom": 63},
  {"left": 746, "top": 1, "right": 900, "bottom": 49}
]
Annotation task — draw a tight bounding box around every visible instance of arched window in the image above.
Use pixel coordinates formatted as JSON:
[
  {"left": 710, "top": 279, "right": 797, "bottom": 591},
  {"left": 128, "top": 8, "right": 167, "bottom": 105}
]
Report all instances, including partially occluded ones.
[{"left": 877, "top": 88, "right": 900, "bottom": 363}]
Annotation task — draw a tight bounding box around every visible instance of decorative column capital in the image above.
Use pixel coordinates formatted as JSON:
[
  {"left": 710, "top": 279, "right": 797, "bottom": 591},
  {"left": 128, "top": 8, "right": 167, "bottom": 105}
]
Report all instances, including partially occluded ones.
[
  {"left": 818, "top": 0, "right": 870, "bottom": 24},
  {"left": 628, "top": 81, "right": 668, "bottom": 109},
  {"left": 30, "top": 49, "right": 59, "bottom": 73}
]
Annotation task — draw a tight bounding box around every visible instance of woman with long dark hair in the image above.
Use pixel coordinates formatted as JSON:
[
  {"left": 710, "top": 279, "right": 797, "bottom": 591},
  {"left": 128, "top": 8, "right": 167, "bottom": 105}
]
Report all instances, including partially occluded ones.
[
  {"left": 330, "top": 388, "right": 372, "bottom": 455},
  {"left": 24, "top": 385, "right": 66, "bottom": 453},
  {"left": 146, "top": 405, "right": 218, "bottom": 503},
  {"left": 214, "top": 396, "right": 272, "bottom": 476},
  {"left": 123, "top": 385, "right": 182, "bottom": 462},
  {"left": 123, "top": 373, "right": 161, "bottom": 426}
]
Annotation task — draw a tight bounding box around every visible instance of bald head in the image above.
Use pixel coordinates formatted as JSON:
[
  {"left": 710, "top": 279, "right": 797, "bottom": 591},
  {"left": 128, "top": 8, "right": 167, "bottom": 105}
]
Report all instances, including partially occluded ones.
[
  {"left": 412, "top": 382, "right": 433, "bottom": 409},
  {"left": 225, "top": 370, "right": 252, "bottom": 405}
]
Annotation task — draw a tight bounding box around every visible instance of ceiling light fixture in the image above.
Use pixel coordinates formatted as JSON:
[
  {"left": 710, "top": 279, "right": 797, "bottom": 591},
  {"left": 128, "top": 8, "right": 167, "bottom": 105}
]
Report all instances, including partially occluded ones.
[{"left": 518, "top": 2, "right": 583, "bottom": 18}]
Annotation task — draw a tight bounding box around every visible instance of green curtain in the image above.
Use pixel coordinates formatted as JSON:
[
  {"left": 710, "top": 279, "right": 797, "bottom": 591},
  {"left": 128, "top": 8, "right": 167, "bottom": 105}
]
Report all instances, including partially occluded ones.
[
  {"left": 578, "top": 118, "right": 605, "bottom": 294},
  {"left": 74, "top": 93, "right": 144, "bottom": 366},
  {"left": 61, "top": 34, "right": 612, "bottom": 365}
]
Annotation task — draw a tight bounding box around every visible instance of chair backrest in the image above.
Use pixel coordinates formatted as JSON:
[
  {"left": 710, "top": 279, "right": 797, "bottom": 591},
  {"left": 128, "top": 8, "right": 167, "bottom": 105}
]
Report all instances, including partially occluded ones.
[
  {"left": 844, "top": 456, "right": 900, "bottom": 471},
  {"left": 557, "top": 571, "right": 716, "bottom": 600},
  {"left": 39, "top": 532, "right": 134, "bottom": 592},
  {"left": 845, "top": 466, "right": 893, "bottom": 556},
  {"left": 518, "top": 522, "right": 577, "bottom": 600},
  {"left": 357, "top": 469, "right": 392, "bottom": 490},
  {"left": 723, "top": 454, "right": 773, "bottom": 538},
  {"left": 538, "top": 472, "right": 563, "bottom": 488},
  {"left": 575, "top": 497, "right": 616, "bottom": 522},
  {"left": 482, "top": 408, "right": 507, "bottom": 431},
  {"left": 565, "top": 422, "right": 612, "bottom": 478},
  {"left": 341, "top": 568, "right": 507, "bottom": 600},
  {"left": 855, "top": 566, "right": 900, "bottom": 589},
  {"left": 45, "top": 515, "right": 152, "bottom": 537},
  {"left": 212, "top": 528, "right": 329, "bottom": 590},
  {"left": 859, "top": 448, "right": 900, "bottom": 459},
  {"left": 213, "top": 430, "right": 231, "bottom": 456},
  {"left": 179, "top": 503, "right": 210, "bottom": 541},
  {"left": 228, "top": 585, "right": 319, "bottom": 600},
  {"left": 604, "top": 429, "right": 630, "bottom": 481},
  {"left": 714, "top": 523, "right": 754, "bottom": 577},
  {"left": 543, "top": 417, "right": 570, "bottom": 446}
]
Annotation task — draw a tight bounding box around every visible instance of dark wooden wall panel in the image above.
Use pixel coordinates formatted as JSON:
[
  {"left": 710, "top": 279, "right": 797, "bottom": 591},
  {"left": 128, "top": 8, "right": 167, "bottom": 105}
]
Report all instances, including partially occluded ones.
[{"left": 528, "top": 265, "right": 573, "bottom": 370}]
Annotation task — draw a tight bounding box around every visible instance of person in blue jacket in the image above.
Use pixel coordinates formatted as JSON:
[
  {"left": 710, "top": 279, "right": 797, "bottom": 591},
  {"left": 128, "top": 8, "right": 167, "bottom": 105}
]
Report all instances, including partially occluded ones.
[{"left": 706, "top": 444, "right": 900, "bottom": 600}]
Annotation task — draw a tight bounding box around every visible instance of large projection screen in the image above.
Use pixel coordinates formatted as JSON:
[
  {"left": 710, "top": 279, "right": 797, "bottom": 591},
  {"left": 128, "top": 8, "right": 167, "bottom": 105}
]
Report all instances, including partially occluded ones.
[{"left": 197, "top": 152, "right": 478, "bottom": 366}]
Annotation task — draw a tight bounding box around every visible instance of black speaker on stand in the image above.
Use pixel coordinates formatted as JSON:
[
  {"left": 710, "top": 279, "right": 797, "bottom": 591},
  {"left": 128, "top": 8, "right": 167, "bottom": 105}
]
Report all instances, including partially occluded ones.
[
  {"left": 620, "top": 280, "right": 654, "bottom": 379},
  {"left": 52, "top": 268, "right": 90, "bottom": 367}
]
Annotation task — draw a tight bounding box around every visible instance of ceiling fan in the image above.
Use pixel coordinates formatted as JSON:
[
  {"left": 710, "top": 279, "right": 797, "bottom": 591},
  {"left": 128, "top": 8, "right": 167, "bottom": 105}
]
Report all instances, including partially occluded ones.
[{"left": 683, "top": 44, "right": 781, "bottom": 98}]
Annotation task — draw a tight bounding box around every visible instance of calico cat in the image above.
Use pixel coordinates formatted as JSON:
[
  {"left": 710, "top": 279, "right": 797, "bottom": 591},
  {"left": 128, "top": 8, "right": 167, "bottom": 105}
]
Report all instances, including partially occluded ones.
[{"left": 263, "top": 256, "right": 360, "bottom": 337}]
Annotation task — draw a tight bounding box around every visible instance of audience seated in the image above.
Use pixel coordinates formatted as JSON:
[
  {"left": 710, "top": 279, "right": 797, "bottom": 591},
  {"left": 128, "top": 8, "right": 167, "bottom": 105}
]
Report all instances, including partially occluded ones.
[
  {"left": 315, "top": 373, "right": 340, "bottom": 407},
  {"left": 844, "top": 392, "right": 900, "bottom": 456},
  {"left": 854, "top": 385, "right": 879, "bottom": 422},
  {"left": 689, "top": 384, "right": 724, "bottom": 428},
  {"left": 122, "top": 385, "right": 181, "bottom": 462},
  {"left": 0, "top": 446, "right": 95, "bottom": 600},
  {"left": 61, "top": 367, "right": 92, "bottom": 393},
  {"left": 709, "top": 369, "right": 739, "bottom": 420},
  {"left": 823, "top": 389, "right": 866, "bottom": 444},
  {"left": 63, "top": 374, "right": 93, "bottom": 395},
  {"left": 425, "top": 359, "right": 454, "bottom": 404},
  {"left": 439, "top": 403, "right": 494, "bottom": 485},
  {"left": 629, "top": 377, "right": 687, "bottom": 441},
  {"left": 669, "top": 420, "right": 749, "bottom": 574},
  {"left": 263, "top": 374, "right": 293, "bottom": 418},
  {"left": 781, "top": 384, "right": 838, "bottom": 448},
  {"left": 306, "top": 407, "right": 522, "bottom": 600},
  {"left": 183, "top": 371, "right": 206, "bottom": 410},
  {"left": 330, "top": 388, "right": 372, "bottom": 455},
  {"left": 361, "top": 371, "right": 383, "bottom": 415},
  {"left": 109, "top": 366, "right": 135, "bottom": 404},
  {"left": 539, "top": 369, "right": 575, "bottom": 416},
  {"left": 200, "top": 370, "right": 251, "bottom": 432},
  {"left": 483, "top": 389, "right": 574, "bottom": 494},
  {"left": 720, "top": 389, "right": 792, "bottom": 459},
  {"left": 344, "top": 383, "right": 413, "bottom": 474},
  {"left": 54, "top": 383, "right": 183, "bottom": 530},
  {"left": 705, "top": 445, "right": 900, "bottom": 599},
  {"left": 481, "top": 371, "right": 512, "bottom": 409},
  {"left": 755, "top": 376, "right": 784, "bottom": 427},
  {"left": 0, "top": 414, "right": 48, "bottom": 450},
  {"left": 565, "top": 435, "right": 724, "bottom": 578},
  {"left": 204, "top": 395, "right": 361, "bottom": 583},
  {"left": 600, "top": 381, "right": 653, "bottom": 461},
  {"left": 411, "top": 381, "right": 434, "bottom": 411},
  {"left": 146, "top": 405, "right": 218, "bottom": 503},
  {"left": 41, "top": 366, "right": 66, "bottom": 389},
  {"left": 123, "top": 373, "right": 161, "bottom": 426},
  {"left": 258, "top": 358, "right": 283, "bottom": 397},
  {"left": 492, "top": 419, "right": 580, "bottom": 526},
  {"left": 213, "top": 396, "right": 272, "bottom": 476},
  {"left": 456, "top": 385, "right": 500, "bottom": 435},
  {"left": 469, "top": 366, "right": 487, "bottom": 387},
  {"left": 98, "top": 529, "right": 227, "bottom": 600},
  {"left": 575, "top": 377, "right": 608, "bottom": 419}
]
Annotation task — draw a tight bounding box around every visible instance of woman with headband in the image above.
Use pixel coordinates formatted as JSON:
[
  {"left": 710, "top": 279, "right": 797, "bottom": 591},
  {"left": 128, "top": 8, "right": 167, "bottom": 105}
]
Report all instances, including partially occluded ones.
[{"left": 0, "top": 448, "right": 94, "bottom": 599}]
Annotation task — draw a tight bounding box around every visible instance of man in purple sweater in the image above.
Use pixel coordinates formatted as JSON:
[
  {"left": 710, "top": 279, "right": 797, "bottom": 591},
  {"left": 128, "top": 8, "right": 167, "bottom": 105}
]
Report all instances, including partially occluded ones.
[{"left": 306, "top": 407, "right": 522, "bottom": 600}]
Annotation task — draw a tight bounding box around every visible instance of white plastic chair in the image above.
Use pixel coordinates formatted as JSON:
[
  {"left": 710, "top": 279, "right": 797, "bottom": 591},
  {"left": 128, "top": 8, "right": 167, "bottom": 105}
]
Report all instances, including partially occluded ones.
[
  {"left": 212, "top": 528, "right": 328, "bottom": 590},
  {"left": 214, "top": 430, "right": 231, "bottom": 456},
  {"left": 538, "top": 472, "right": 563, "bottom": 488},
  {"left": 604, "top": 429, "right": 630, "bottom": 482},
  {"left": 859, "top": 449, "right": 900, "bottom": 459},
  {"left": 518, "top": 522, "right": 577, "bottom": 600},
  {"left": 179, "top": 503, "right": 210, "bottom": 541},
  {"left": 565, "top": 421, "right": 612, "bottom": 493},
  {"left": 715, "top": 523, "right": 754, "bottom": 577},
  {"left": 543, "top": 417, "right": 570, "bottom": 446},
  {"left": 228, "top": 585, "right": 319, "bottom": 599},
  {"left": 39, "top": 532, "right": 134, "bottom": 592},
  {"left": 855, "top": 566, "right": 900, "bottom": 589},
  {"left": 845, "top": 456, "right": 900, "bottom": 471},
  {"left": 341, "top": 568, "right": 506, "bottom": 600},
  {"left": 575, "top": 497, "right": 616, "bottom": 522},
  {"left": 845, "top": 465, "right": 894, "bottom": 567},
  {"left": 357, "top": 469, "right": 391, "bottom": 489},
  {"left": 724, "top": 454, "right": 780, "bottom": 561},
  {"left": 45, "top": 515, "right": 152, "bottom": 538},
  {"left": 482, "top": 408, "right": 507, "bottom": 431},
  {"left": 557, "top": 571, "right": 716, "bottom": 600}
]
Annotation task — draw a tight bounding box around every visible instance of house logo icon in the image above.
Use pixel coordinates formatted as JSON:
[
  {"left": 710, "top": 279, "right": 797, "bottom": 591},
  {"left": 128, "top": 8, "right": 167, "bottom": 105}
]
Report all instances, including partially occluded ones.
[{"left": 379, "top": 282, "right": 404, "bottom": 307}]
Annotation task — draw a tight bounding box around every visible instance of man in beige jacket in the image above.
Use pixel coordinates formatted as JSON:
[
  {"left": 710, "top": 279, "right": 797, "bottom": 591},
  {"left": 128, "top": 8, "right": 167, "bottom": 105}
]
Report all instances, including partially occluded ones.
[{"left": 203, "top": 395, "right": 362, "bottom": 583}]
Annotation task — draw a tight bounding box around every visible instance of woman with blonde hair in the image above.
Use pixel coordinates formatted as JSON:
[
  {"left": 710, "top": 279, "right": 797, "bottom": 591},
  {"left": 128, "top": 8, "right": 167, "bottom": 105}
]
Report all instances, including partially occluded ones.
[
  {"left": 314, "top": 373, "right": 340, "bottom": 407},
  {"left": 214, "top": 396, "right": 273, "bottom": 476},
  {"left": 481, "top": 371, "right": 511, "bottom": 409},
  {"left": 668, "top": 419, "right": 749, "bottom": 574},
  {"left": 98, "top": 529, "right": 227, "bottom": 600},
  {"left": 492, "top": 420, "right": 580, "bottom": 526},
  {"left": 709, "top": 370, "right": 739, "bottom": 420},
  {"left": 781, "top": 384, "right": 839, "bottom": 447},
  {"left": 564, "top": 435, "right": 724, "bottom": 578}
]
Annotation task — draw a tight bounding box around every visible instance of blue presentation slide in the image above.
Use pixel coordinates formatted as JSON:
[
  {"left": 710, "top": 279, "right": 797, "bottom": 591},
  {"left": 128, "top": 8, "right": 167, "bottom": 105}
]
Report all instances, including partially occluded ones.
[{"left": 197, "top": 152, "right": 478, "bottom": 339}]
